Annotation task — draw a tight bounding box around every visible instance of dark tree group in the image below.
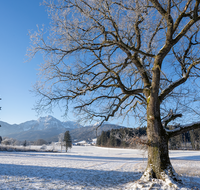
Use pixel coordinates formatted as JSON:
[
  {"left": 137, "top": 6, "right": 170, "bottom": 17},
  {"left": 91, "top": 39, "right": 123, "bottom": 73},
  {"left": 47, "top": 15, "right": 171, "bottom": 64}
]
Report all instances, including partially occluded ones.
[
  {"left": 169, "top": 128, "right": 200, "bottom": 150},
  {"left": 98, "top": 127, "right": 200, "bottom": 150},
  {"left": 97, "top": 127, "right": 147, "bottom": 148},
  {"left": 64, "top": 131, "right": 72, "bottom": 152}
]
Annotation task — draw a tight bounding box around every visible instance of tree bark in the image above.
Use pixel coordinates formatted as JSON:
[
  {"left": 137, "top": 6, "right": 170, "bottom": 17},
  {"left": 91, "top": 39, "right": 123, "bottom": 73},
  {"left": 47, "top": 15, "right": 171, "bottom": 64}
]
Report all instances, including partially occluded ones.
[{"left": 141, "top": 94, "right": 180, "bottom": 183}]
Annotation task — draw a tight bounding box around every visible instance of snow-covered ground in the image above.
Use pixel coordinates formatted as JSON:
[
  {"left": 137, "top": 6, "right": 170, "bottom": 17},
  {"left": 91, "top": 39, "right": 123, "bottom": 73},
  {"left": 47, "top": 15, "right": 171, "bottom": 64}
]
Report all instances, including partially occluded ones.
[{"left": 0, "top": 146, "right": 200, "bottom": 189}]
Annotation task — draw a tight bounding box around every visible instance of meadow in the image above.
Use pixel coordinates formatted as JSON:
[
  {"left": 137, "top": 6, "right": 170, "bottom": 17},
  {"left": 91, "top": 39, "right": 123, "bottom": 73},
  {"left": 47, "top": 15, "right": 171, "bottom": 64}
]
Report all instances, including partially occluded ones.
[{"left": 0, "top": 145, "right": 200, "bottom": 189}]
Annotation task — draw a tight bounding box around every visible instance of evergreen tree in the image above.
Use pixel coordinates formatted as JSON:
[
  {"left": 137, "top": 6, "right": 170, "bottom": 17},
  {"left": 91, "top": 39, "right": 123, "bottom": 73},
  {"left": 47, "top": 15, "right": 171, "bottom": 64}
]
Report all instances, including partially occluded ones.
[
  {"left": 110, "top": 134, "right": 116, "bottom": 147},
  {"left": 169, "top": 134, "right": 182, "bottom": 150},
  {"left": 64, "top": 131, "right": 72, "bottom": 152},
  {"left": 96, "top": 136, "right": 101, "bottom": 146},
  {"left": 194, "top": 129, "right": 200, "bottom": 150},
  {"left": 191, "top": 128, "right": 200, "bottom": 150},
  {"left": 121, "top": 140, "right": 128, "bottom": 148},
  {"left": 190, "top": 130, "right": 195, "bottom": 149},
  {"left": 23, "top": 140, "right": 27, "bottom": 147},
  {"left": 100, "top": 131, "right": 107, "bottom": 146}
]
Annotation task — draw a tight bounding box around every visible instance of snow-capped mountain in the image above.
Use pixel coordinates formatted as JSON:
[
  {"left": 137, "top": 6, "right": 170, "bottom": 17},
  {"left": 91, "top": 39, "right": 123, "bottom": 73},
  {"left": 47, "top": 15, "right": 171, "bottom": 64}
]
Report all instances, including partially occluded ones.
[
  {"left": 0, "top": 116, "right": 125, "bottom": 142},
  {"left": 63, "top": 121, "right": 83, "bottom": 129},
  {"left": 93, "top": 121, "right": 110, "bottom": 126},
  {"left": 0, "top": 115, "right": 83, "bottom": 137},
  {"left": 18, "top": 115, "right": 83, "bottom": 131}
]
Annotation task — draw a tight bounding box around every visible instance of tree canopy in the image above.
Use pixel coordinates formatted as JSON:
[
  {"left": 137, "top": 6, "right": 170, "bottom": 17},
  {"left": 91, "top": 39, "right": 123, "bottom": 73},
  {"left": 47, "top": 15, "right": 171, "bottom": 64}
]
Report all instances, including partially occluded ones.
[
  {"left": 29, "top": 0, "right": 200, "bottom": 125},
  {"left": 29, "top": 0, "right": 200, "bottom": 185}
]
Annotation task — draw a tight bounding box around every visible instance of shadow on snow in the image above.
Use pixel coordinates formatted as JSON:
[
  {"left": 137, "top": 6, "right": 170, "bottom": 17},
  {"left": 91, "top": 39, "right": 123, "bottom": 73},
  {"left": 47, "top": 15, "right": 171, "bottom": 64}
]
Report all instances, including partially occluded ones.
[
  {"left": 0, "top": 163, "right": 141, "bottom": 188},
  {"left": 2, "top": 152, "right": 147, "bottom": 162},
  {"left": 171, "top": 155, "right": 200, "bottom": 161}
]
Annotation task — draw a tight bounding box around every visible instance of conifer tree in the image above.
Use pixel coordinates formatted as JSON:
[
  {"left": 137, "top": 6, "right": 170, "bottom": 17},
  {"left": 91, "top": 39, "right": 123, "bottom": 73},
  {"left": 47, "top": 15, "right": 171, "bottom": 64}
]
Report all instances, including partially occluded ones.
[
  {"left": 190, "top": 130, "right": 195, "bottom": 149},
  {"left": 100, "top": 131, "right": 107, "bottom": 146},
  {"left": 23, "top": 140, "right": 27, "bottom": 147},
  {"left": 64, "top": 131, "right": 72, "bottom": 152},
  {"left": 110, "top": 134, "right": 116, "bottom": 147}
]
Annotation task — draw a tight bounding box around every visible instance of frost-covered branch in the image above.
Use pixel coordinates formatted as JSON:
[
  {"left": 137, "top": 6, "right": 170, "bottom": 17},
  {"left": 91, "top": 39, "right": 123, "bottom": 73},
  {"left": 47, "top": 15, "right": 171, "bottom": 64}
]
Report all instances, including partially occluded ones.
[
  {"left": 29, "top": 0, "right": 200, "bottom": 127},
  {"left": 162, "top": 110, "right": 182, "bottom": 128},
  {"left": 167, "top": 121, "right": 200, "bottom": 138},
  {"left": 159, "top": 60, "right": 200, "bottom": 102}
]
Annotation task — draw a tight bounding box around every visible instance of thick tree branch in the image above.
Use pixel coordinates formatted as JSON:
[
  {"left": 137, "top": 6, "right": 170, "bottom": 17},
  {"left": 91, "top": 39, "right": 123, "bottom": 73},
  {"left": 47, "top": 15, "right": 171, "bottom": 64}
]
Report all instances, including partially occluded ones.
[
  {"left": 173, "top": 0, "right": 193, "bottom": 32},
  {"left": 167, "top": 121, "right": 200, "bottom": 138},
  {"left": 173, "top": 17, "right": 200, "bottom": 45},
  {"left": 162, "top": 110, "right": 182, "bottom": 127},
  {"left": 116, "top": 41, "right": 155, "bottom": 58},
  {"left": 130, "top": 57, "right": 151, "bottom": 91},
  {"left": 159, "top": 61, "right": 200, "bottom": 102},
  {"left": 150, "top": 0, "right": 174, "bottom": 41}
]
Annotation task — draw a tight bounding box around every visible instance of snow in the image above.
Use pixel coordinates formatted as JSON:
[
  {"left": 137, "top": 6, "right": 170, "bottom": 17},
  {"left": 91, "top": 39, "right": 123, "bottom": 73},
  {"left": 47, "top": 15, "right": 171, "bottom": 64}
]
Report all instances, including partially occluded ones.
[
  {"left": 5, "top": 115, "right": 84, "bottom": 133},
  {"left": 165, "top": 121, "right": 200, "bottom": 133},
  {"left": 20, "top": 120, "right": 38, "bottom": 131},
  {"left": 0, "top": 146, "right": 200, "bottom": 189},
  {"left": 93, "top": 121, "right": 110, "bottom": 126},
  {"left": 36, "top": 115, "right": 66, "bottom": 130}
]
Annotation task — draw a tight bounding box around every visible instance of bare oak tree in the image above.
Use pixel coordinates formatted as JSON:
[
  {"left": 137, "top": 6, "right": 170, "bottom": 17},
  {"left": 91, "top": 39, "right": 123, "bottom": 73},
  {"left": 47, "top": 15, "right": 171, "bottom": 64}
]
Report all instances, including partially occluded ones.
[{"left": 29, "top": 0, "right": 200, "bottom": 184}]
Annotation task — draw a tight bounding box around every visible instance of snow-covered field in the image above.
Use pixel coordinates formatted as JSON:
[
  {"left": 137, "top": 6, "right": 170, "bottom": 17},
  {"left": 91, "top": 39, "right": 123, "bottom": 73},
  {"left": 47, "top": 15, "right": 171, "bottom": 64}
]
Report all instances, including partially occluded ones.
[{"left": 0, "top": 146, "right": 200, "bottom": 189}]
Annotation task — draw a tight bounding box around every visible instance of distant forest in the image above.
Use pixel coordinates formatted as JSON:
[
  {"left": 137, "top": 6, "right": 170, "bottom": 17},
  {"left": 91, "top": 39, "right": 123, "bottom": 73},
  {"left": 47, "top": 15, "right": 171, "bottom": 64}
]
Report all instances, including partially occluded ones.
[
  {"left": 97, "top": 127, "right": 147, "bottom": 149},
  {"left": 97, "top": 127, "right": 200, "bottom": 150}
]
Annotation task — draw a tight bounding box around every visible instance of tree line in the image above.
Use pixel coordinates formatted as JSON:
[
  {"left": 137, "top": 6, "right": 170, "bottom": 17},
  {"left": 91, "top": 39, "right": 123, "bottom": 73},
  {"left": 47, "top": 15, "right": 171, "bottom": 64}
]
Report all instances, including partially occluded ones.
[
  {"left": 169, "top": 127, "right": 200, "bottom": 150},
  {"left": 0, "top": 137, "right": 48, "bottom": 146},
  {"left": 0, "top": 131, "right": 72, "bottom": 152},
  {"left": 97, "top": 127, "right": 200, "bottom": 150},
  {"left": 97, "top": 127, "right": 147, "bottom": 148}
]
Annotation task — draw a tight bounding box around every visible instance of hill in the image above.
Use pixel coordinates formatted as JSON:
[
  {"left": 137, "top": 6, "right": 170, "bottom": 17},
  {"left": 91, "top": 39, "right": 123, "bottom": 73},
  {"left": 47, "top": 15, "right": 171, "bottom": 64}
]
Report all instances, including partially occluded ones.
[
  {"left": 0, "top": 116, "right": 82, "bottom": 141},
  {"left": 70, "top": 124, "right": 124, "bottom": 142},
  {"left": 0, "top": 116, "right": 125, "bottom": 142}
]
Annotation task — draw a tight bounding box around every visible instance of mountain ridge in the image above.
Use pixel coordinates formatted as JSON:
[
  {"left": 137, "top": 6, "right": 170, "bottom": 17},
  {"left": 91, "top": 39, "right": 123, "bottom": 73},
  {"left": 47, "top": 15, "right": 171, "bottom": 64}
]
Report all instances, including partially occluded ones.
[
  {"left": 0, "top": 115, "right": 83, "bottom": 136},
  {"left": 0, "top": 116, "right": 126, "bottom": 142}
]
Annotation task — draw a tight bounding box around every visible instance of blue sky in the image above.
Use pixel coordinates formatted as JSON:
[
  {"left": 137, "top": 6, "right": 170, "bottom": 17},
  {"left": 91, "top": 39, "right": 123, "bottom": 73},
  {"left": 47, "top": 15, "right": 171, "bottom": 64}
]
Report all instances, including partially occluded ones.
[
  {"left": 1, "top": 1, "right": 195, "bottom": 128},
  {"left": 0, "top": 0, "right": 69, "bottom": 124},
  {"left": 0, "top": 0, "right": 138, "bottom": 127}
]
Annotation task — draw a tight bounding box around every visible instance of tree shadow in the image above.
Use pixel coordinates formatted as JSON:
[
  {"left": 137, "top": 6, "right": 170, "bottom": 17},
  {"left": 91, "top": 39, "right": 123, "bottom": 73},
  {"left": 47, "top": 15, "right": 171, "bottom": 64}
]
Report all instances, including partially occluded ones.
[
  {"left": 4, "top": 152, "right": 147, "bottom": 162},
  {"left": 171, "top": 155, "right": 200, "bottom": 161},
  {"left": 0, "top": 163, "right": 142, "bottom": 188},
  {"left": 179, "top": 176, "right": 200, "bottom": 189},
  {"left": 0, "top": 162, "right": 199, "bottom": 189},
  {"left": 52, "top": 154, "right": 147, "bottom": 162}
]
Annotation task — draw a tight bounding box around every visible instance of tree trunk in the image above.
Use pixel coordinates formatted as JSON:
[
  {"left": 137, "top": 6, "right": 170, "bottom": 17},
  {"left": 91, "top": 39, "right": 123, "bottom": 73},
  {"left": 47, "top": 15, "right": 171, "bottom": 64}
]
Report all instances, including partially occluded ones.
[
  {"left": 141, "top": 95, "right": 180, "bottom": 183},
  {"left": 141, "top": 123, "right": 180, "bottom": 182}
]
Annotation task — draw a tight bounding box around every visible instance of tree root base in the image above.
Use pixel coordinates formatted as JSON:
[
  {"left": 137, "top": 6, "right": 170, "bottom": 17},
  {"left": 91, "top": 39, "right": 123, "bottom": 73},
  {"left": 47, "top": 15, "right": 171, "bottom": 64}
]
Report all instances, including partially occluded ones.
[
  {"left": 131, "top": 178, "right": 180, "bottom": 189},
  {"left": 138, "top": 164, "right": 182, "bottom": 188}
]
